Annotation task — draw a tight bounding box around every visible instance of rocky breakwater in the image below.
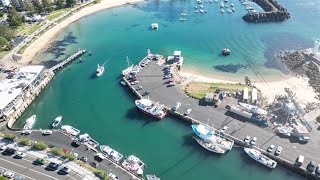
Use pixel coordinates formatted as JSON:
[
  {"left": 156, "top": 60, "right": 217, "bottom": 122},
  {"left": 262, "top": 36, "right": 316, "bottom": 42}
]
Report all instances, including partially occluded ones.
[
  {"left": 242, "top": 0, "right": 290, "bottom": 23},
  {"left": 276, "top": 51, "right": 320, "bottom": 100}
]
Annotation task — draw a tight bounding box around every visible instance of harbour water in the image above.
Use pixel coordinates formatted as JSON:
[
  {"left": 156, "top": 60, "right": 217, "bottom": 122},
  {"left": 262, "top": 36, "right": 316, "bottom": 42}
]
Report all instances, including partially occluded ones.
[{"left": 13, "top": 0, "right": 320, "bottom": 179}]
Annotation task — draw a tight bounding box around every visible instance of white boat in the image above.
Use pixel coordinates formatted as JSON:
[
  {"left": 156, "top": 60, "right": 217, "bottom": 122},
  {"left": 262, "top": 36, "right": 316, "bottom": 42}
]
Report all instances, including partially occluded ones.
[
  {"left": 135, "top": 99, "right": 167, "bottom": 120},
  {"left": 122, "top": 155, "right": 145, "bottom": 176},
  {"left": 51, "top": 116, "right": 62, "bottom": 128},
  {"left": 179, "top": 18, "right": 187, "bottom": 21},
  {"left": 146, "top": 175, "right": 160, "bottom": 180},
  {"left": 23, "top": 115, "right": 36, "bottom": 130},
  {"left": 213, "top": 0, "right": 218, "bottom": 2},
  {"left": 193, "top": 136, "right": 226, "bottom": 154},
  {"left": 230, "top": 3, "right": 234, "bottom": 7},
  {"left": 122, "top": 56, "right": 134, "bottom": 76},
  {"left": 199, "top": 5, "right": 204, "bottom": 9},
  {"left": 227, "top": 9, "right": 232, "bottom": 13},
  {"left": 151, "top": 23, "right": 159, "bottom": 30},
  {"left": 244, "top": 148, "right": 277, "bottom": 168},
  {"left": 79, "top": 133, "right": 99, "bottom": 148},
  {"left": 199, "top": 9, "right": 204, "bottom": 13},
  {"left": 197, "top": 0, "right": 202, "bottom": 4},
  {"left": 220, "top": 2, "right": 224, "bottom": 8},
  {"left": 100, "top": 145, "right": 124, "bottom": 162},
  {"left": 246, "top": 6, "right": 254, "bottom": 10},
  {"left": 96, "top": 64, "right": 104, "bottom": 77},
  {"left": 191, "top": 124, "right": 234, "bottom": 150},
  {"left": 232, "top": 7, "right": 235, "bottom": 12},
  {"left": 120, "top": 81, "right": 126, "bottom": 86},
  {"left": 238, "top": 103, "right": 267, "bottom": 115},
  {"left": 61, "top": 125, "right": 80, "bottom": 136},
  {"left": 220, "top": 8, "right": 225, "bottom": 13}
]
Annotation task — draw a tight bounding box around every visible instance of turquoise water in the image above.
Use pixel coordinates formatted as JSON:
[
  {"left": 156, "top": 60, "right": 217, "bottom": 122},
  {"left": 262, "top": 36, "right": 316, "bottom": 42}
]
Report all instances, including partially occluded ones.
[{"left": 13, "top": 0, "right": 320, "bottom": 179}]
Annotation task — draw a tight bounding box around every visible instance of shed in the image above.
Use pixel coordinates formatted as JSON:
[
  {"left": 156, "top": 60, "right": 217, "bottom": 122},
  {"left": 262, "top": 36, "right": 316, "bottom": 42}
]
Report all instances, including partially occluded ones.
[
  {"left": 251, "top": 88, "right": 257, "bottom": 103},
  {"left": 204, "top": 93, "right": 214, "bottom": 103},
  {"left": 243, "top": 87, "right": 249, "bottom": 101}
]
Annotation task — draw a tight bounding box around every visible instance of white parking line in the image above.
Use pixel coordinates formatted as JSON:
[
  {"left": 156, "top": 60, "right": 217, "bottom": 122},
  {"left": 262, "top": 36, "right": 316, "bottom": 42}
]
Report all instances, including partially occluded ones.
[
  {"left": 0, "top": 165, "right": 36, "bottom": 180},
  {"left": 0, "top": 157, "right": 60, "bottom": 180}
]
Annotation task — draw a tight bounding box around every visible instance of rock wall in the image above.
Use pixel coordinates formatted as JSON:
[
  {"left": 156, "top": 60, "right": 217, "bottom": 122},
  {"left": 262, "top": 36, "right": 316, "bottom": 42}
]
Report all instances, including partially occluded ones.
[{"left": 242, "top": 0, "right": 290, "bottom": 23}]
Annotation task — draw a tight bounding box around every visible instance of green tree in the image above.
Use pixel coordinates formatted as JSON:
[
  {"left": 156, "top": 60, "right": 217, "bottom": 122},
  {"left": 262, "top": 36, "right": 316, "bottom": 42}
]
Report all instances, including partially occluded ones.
[
  {"left": 0, "top": 25, "right": 15, "bottom": 40},
  {"left": 0, "top": 36, "right": 9, "bottom": 51},
  {"left": 7, "top": 7, "right": 23, "bottom": 28},
  {"left": 0, "top": 176, "right": 9, "bottom": 180},
  {"left": 42, "top": 0, "right": 53, "bottom": 13},
  {"left": 65, "top": 0, "right": 76, "bottom": 7},
  {"left": 18, "top": 138, "right": 30, "bottom": 146},
  {"left": 33, "top": 141, "right": 48, "bottom": 150},
  {"left": 0, "top": 11, "right": 4, "bottom": 18},
  {"left": 51, "top": 148, "right": 65, "bottom": 156},
  {"left": 55, "top": 0, "right": 65, "bottom": 9},
  {"left": 63, "top": 153, "right": 75, "bottom": 161},
  {"left": 3, "top": 133, "right": 17, "bottom": 141},
  {"left": 32, "top": 0, "right": 43, "bottom": 14},
  {"left": 24, "top": 0, "right": 34, "bottom": 16}
]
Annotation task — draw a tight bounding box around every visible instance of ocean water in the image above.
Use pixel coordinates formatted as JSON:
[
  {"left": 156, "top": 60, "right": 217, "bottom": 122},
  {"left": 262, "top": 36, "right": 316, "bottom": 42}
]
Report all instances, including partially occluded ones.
[{"left": 13, "top": 0, "right": 320, "bottom": 179}]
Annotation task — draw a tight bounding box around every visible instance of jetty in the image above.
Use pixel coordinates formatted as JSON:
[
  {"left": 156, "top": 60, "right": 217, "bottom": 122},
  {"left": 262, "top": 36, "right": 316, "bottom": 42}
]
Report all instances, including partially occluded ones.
[
  {"left": 122, "top": 50, "right": 320, "bottom": 180},
  {"left": 49, "top": 49, "right": 86, "bottom": 72}
]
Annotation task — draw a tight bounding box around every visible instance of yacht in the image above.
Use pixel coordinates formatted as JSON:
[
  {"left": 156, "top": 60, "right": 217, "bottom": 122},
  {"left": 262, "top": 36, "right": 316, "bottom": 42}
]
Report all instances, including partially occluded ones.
[
  {"left": 96, "top": 64, "right": 104, "bottom": 77},
  {"left": 146, "top": 175, "right": 160, "bottom": 180},
  {"left": 220, "top": 8, "right": 225, "bottom": 13},
  {"left": 244, "top": 148, "right": 277, "bottom": 168},
  {"left": 227, "top": 9, "right": 233, "bottom": 13},
  {"left": 51, "top": 116, "right": 62, "bottom": 128},
  {"left": 238, "top": 103, "right": 267, "bottom": 115},
  {"left": 135, "top": 99, "right": 167, "bottom": 119},
  {"left": 197, "top": 0, "right": 202, "bottom": 4},
  {"left": 191, "top": 124, "right": 234, "bottom": 150},
  {"left": 23, "top": 115, "right": 36, "bottom": 130},
  {"left": 122, "top": 155, "right": 145, "bottom": 176},
  {"left": 122, "top": 57, "right": 134, "bottom": 76},
  {"left": 151, "top": 23, "right": 159, "bottom": 30},
  {"left": 61, "top": 125, "right": 80, "bottom": 136},
  {"left": 79, "top": 133, "right": 99, "bottom": 148},
  {"left": 199, "top": 9, "right": 204, "bottom": 13},
  {"left": 193, "top": 136, "right": 226, "bottom": 154},
  {"left": 220, "top": 1, "right": 224, "bottom": 8},
  {"left": 100, "top": 145, "right": 124, "bottom": 162},
  {"left": 199, "top": 4, "right": 204, "bottom": 9}
]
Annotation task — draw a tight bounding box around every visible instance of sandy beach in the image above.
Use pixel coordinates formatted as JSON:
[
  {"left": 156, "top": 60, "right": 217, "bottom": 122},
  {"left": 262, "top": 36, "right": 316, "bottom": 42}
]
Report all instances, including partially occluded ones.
[
  {"left": 180, "top": 71, "right": 319, "bottom": 105},
  {"left": 20, "top": 0, "right": 143, "bottom": 64}
]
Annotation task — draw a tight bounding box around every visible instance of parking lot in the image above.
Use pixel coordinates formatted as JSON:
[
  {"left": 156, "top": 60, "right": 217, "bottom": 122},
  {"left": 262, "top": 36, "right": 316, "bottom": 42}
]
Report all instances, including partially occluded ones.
[{"left": 131, "top": 57, "right": 320, "bottom": 174}]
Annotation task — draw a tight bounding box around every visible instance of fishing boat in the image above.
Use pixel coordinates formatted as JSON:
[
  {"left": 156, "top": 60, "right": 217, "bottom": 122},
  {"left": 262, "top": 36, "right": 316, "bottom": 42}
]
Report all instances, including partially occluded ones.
[
  {"left": 135, "top": 99, "right": 167, "bottom": 119},
  {"left": 122, "top": 155, "right": 145, "bottom": 176},
  {"left": 23, "top": 115, "right": 36, "bottom": 130},
  {"left": 122, "top": 57, "right": 134, "bottom": 76},
  {"left": 51, "top": 116, "right": 62, "bottom": 128},
  {"left": 100, "top": 145, "right": 124, "bottom": 162},
  {"left": 120, "top": 80, "right": 126, "bottom": 86},
  {"left": 79, "top": 133, "right": 99, "bottom": 148},
  {"left": 191, "top": 124, "right": 234, "bottom": 150},
  {"left": 238, "top": 103, "right": 267, "bottom": 115},
  {"left": 151, "top": 23, "right": 159, "bottom": 30},
  {"left": 193, "top": 136, "right": 226, "bottom": 154},
  {"left": 244, "top": 148, "right": 277, "bottom": 168},
  {"left": 146, "top": 175, "right": 160, "bottom": 180},
  {"left": 96, "top": 64, "right": 104, "bottom": 77},
  {"left": 61, "top": 125, "right": 80, "bottom": 136}
]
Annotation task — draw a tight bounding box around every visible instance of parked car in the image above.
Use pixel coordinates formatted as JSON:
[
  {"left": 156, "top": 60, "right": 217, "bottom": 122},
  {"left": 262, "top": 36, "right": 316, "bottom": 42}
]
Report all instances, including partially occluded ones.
[
  {"left": 15, "top": 151, "right": 26, "bottom": 158},
  {"left": 21, "top": 130, "right": 32, "bottom": 135},
  {"left": 167, "top": 82, "right": 176, "bottom": 87},
  {"left": 295, "top": 155, "right": 304, "bottom": 166},
  {"left": 244, "top": 136, "right": 250, "bottom": 144},
  {"left": 136, "top": 86, "right": 143, "bottom": 91},
  {"left": 108, "top": 173, "right": 119, "bottom": 180},
  {"left": 267, "top": 145, "right": 275, "bottom": 152},
  {"left": 142, "top": 91, "right": 150, "bottom": 96},
  {"left": 172, "top": 102, "right": 181, "bottom": 111},
  {"left": 4, "top": 148, "right": 16, "bottom": 155},
  {"left": 250, "top": 137, "right": 257, "bottom": 145},
  {"left": 60, "top": 166, "right": 71, "bottom": 174},
  {"left": 4, "top": 171, "right": 15, "bottom": 178},
  {"left": 48, "top": 162, "right": 60, "bottom": 170},
  {"left": 70, "top": 152, "right": 78, "bottom": 158},
  {"left": 42, "top": 130, "right": 53, "bottom": 135},
  {"left": 165, "top": 80, "right": 175, "bottom": 84},
  {"left": 130, "top": 81, "right": 139, "bottom": 85},
  {"left": 80, "top": 156, "right": 88, "bottom": 162},
  {"left": 164, "top": 75, "right": 172, "bottom": 79},
  {"left": 90, "top": 162, "right": 98, "bottom": 168},
  {"left": 298, "top": 136, "right": 310, "bottom": 143},
  {"left": 140, "top": 63, "right": 146, "bottom": 67},
  {"left": 0, "top": 145, "right": 7, "bottom": 151},
  {"left": 220, "top": 125, "right": 228, "bottom": 133},
  {"left": 316, "top": 164, "right": 320, "bottom": 174},
  {"left": 35, "top": 158, "right": 46, "bottom": 165},
  {"left": 14, "top": 175, "right": 25, "bottom": 180},
  {"left": 307, "top": 161, "right": 316, "bottom": 172},
  {"left": 275, "top": 146, "right": 283, "bottom": 155},
  {"left": 184, "top": 109, "right": 192, "bottom": 115},
  {"left": 72, "top": 140, "right": 81, "bottom": 147}
]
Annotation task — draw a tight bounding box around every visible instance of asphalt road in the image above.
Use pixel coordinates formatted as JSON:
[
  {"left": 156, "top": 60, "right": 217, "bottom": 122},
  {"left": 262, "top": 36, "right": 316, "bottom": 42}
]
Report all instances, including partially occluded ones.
[{"left": 134, "top": 59, "right": 320, "bottom": 172}]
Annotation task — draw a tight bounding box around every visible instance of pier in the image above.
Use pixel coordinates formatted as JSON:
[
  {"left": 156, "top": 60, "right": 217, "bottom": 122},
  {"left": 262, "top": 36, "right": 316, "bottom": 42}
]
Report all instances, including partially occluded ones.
[
  {"left": 122, "top": 52, "right": 320, "bottom": 180},
  {"left": 49, "top": 49, "right": 86, "bottom": 72}
]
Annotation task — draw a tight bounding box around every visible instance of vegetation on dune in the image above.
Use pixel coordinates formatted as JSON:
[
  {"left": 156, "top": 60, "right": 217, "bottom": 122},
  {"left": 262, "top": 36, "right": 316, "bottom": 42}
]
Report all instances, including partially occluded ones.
[{"left": 185, "top": 82, "right": 252, "bottom": 99}]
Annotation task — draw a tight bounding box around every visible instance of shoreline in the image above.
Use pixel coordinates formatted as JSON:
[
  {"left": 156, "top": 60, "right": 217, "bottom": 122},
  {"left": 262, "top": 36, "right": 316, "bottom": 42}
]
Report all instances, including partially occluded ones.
[
  {"left": 19, "top": 0, "right": 144, "bottom": 64},
  {"left": 180, "top": 70, "right": 319, "bottom": 105}
]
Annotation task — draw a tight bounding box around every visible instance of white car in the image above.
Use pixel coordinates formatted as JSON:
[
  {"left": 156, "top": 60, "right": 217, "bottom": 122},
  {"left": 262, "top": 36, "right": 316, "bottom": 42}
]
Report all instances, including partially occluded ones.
[
  {"left": 267, "top": 144, "right": 275, "bottom": 152},
  {"left": 172, "top": 102, "right": 181, "bottom": 111},
  {"left": 15, "top": 151, "right": 26, "bottom": 158},
  {"left": 108, "top": 173, "right": 119, "bottom": 180},
  {"left": 130, "top": 81, "right": 139, "bottom": 85},
  {"left": 22, "top": 130, "right": 32, "bottom": 135},
  {"left": 140, "top": 63, "right": 146, "bottom": 67},
  {"left": 168, "top": 82, "right": 176, "bottom": 87},
  {"left": 136, "top": 86, "right": 143, "bottom": 90},
  {"left": 250, "top": 137, "right": 257, "bottom": 145},
  {"left": 0, "top": 145, "right": 7, "bottom": 151},
  {"left": 70, "top": 152, "right": 79, "bottom": 158},
  {"left": 164, "top": 75, "right": 172, "bottom": 79},
  {"left": 275, "top": 146, "right": 283, "bottom": 155},
  {"left": 220, "top": 125, "right": 228, "bottom": 133},
  {"left": 4, "top": 171, "right": 15, "bottom": 178},
  {"left": 244, "top": 136, "right": 250, "bottom": 144},
  {"left": 42, "top": 130, "right": 53, "bottom": 135},
  {"left": 184, "top": 109, "right": 192, "bottom": 115}
]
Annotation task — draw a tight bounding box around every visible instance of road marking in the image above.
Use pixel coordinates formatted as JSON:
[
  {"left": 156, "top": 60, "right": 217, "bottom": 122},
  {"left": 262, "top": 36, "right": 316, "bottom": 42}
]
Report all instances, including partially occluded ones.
[
  {"left": 0, "top": 157, "right": 60, "bottom": 180},
  {"left": 0, "top": 165, "right": 36, "bottom": 180}
]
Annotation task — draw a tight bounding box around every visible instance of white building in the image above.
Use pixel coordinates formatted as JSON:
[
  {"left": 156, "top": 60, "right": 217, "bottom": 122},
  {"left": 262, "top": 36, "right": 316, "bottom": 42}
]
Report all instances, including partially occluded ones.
[
  {"left": 167, "top": 51, "right": 184, "bottom": 70},
  {"left": 0, "top": 0, "right": 10, "bottom": 6}
]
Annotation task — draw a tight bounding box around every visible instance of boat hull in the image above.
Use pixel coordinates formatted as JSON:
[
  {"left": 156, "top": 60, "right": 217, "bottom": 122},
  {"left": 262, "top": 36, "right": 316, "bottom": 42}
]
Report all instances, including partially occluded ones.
[
  {"left": 244, "top": 148, "right": 277, "bottom": 168},
  {"left": 193, "top": 137, "right": 226, "bottom": 154},
  {"left": 137, "top": 107, "right": 166, "bottom": 120}
]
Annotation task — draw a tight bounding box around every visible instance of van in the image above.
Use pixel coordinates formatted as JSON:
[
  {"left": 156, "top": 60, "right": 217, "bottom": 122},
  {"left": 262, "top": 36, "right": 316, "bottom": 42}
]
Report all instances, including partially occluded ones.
[
  {"left": 295, "top": 155, "right": 304, "bottom": 166},
  {"left": 298, "top": 136, "right": 310, "bottom": 143}
]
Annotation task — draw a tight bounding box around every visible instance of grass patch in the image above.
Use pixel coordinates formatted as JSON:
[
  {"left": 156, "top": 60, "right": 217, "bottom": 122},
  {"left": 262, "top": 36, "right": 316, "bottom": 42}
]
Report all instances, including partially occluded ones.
[
  {"left": 78, "top": 161, "right": 110, "bottom": 180},
  {"left": 3, "top": 133, "right": 17, "bottom": 141},
  {"left": 47, "top": 8, "right": 71, "bottom": 21},
  {"left": 18, "top": 138, "right": 30, "bottom": 146},
  {"left": 185, "top": 82, "right": 252, "bottom": 99},
  {"left": 33, "top": 141, "right": 48, "bottom": 150},
  {"left": 0, "top": 50, "right": 10, "bottom": 59},
  {"left": 17, "top": 44, "right": 27, "bottom": 54},
  {"left": 16, "top": 23, "right": 43, "bottom": 36}
]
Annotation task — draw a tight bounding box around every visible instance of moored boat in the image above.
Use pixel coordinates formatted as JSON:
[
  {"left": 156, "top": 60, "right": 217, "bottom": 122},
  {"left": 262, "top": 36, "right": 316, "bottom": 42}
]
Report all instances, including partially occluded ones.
[
  {"left": 191, "top": 124, "right": 234, "bottom": 150},
  {"left": 238, "top": 102, "right": 267, "bottom": 115},
  {"left": 244, "top": 148, "right": 277, "bottom": 168},
  {"left": 96, "top": 64, "right": 104, "bottom": 77},
  {"left": 146, "top": 175, "right": 160, "bottom": 180},
  {"left": 122, "top": 56, "right": 134, "bottom": 76},
  {"left": 79, "top": 133, "right": 99, "bottom": 148},
  {"left": 120, "top": 81, "right": 126, "bottom": 86},
  {"left": 193, "top": 136, "right": 226, "bottom": 154},
  {"left": 122, "top": 155, "right": 145, "bottom": 176},
  {"left": 61, "top": 125, "right": 80, "bottom": 136},
  {"left": 100, "top": 145, "right": 124, "bottom": 162},
  {"left": 135, "top": 99, "right": 167, "bottom": 119},
  {"left": 23, "top": 115, "right": 36, "bottom": 130},
  {"left": 51, "top": 116, "right": 62, "bottom": 128},
  {"left": 151, "top": 23, "right": 159, "bottom": 30}
]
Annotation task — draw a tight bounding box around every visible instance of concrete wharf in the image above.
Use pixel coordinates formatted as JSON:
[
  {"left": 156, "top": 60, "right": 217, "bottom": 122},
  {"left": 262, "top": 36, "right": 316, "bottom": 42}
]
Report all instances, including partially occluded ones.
[{"left": 122, "top": 53, "right": 320, "bottom": 180}]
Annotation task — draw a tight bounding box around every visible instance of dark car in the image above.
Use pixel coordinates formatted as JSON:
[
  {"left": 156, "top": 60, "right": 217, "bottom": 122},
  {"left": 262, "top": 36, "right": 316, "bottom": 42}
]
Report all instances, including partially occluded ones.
[
  {"left": 48, "top": 162, "right": 60, "bottom": 170},
  {"left": 3, "top": 148, "right": 16, "bottom": 155},
  {"left": 72, "top": 140, "right": 81, "bottom": 147},
  {"left": 80, "top": 156, "right": 88, "bottom": 162},
  {"left": 90, "top": 162, "right": 98, "bottom": 168},
  {"left": 307, "top": 161, "right": 316, "bottom": 172},
  {"left": 142, "top": 91, "right": 150, "bottom": 96}
]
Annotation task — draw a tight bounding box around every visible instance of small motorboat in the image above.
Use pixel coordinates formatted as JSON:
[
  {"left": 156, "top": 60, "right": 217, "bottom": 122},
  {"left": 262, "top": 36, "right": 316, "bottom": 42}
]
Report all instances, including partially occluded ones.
[
  {"left": 52, "top": 116, "right": 63, "bottom": 128},
  {"left": 151, "top": 23, "right": 159, "bottom": 30}
]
